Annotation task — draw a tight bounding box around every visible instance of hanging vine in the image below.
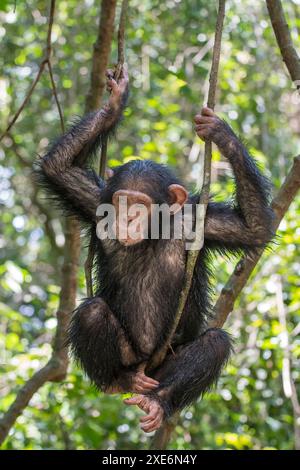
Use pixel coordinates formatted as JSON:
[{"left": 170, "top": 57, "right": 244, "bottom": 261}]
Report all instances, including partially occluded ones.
[
  {"left": 147, "top": 0, "right": 226, "bottom": 374},
  {"left": 149, "top": 0, "right": 226, "bottom": 449},
  {"left": 84, "top": 0, "right": 129, "bottom": 297}
]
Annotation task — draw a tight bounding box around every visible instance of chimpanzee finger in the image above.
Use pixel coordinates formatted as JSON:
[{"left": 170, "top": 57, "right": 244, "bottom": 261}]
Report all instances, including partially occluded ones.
[
  {"left": 195, "top": 124, "right": 208, "bottom": 133},
  {"left": 135, "top": 376, "right": 159, "bottom": 390},
  {"left": 141, "top": 413, "right": 162, "bottom": 429},
  {"left": 123, "top": 397, "right": 139, "bottom": 405},
  {"left": 124, "top": 396, "right": 150, "bottom": 413},
  {"left": 140, "top": 375, "right": 159, "bottom": 386},
  {"left": 139, "top": 382, "right": 159, "bottom": 391},
  {"left": 106, "top": 69, "right": 115, "bottom": 79},
  {"left": 142, "top": 382, "right": 159, "bottom": 390},
  {"left": 136, "top": 377, "right": 158, "bottom": 390},
  {"left": 140, "top": 416, "right": 157, "bottom": 431},
  {"left": 105, "top": 168, "right": 114, "bottom": 179},
  {"left": 194, "top": 126, "right": 207, "bottom": 141},
  {"left": 107, "top": 78, "right": 118, "bottom": 92},
  {"left": 194, "top": 115, "right": 215, "bottom": 124},
  {"left": 140, "top": 410, "right": 158, "bottom": 423},
  {"left": 136, "top": 380, "right": 157, "bottom": 390},
  {"left": 141, "top": 415, "right": 161, "bottom": 432},
  {"left": 135, "top": 385, "right": 148, "bottom": 393},
  {"left": 201, "top": 106, "right": 215, "bottom": 116},
  {"left": 141, "top": 422, "right": 157, "bottom": 433}
]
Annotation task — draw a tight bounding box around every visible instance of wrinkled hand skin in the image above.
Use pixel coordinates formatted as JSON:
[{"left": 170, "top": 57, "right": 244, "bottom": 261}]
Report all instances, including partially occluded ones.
[
  {"left": 105, "top": 64, "right": 129, "bottom": 113},
  {"left": 130, "top": 365, "right": 160, "bottom": 394},
  {"left": 123, "top": 365, "right": 163, "bottom": 433},
  {"left": 124, "top": 395, "right": 164, "bottom": 433},
  {"left": 106, "top": 364, "right": 162, "bottom": 432},
  {"left": 194, "top": 106, "right": 237, "bottom": 149},
  {"left": 105, "top": 364, "right": 159, "bottom": 395}
]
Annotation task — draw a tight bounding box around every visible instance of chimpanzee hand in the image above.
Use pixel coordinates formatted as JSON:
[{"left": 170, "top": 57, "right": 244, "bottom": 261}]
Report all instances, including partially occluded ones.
[
  {"left": 124, "top": 395, "right": 164, "bottom": 433},
  {"left": 105, "top": 364, "right": 159, "bottom": 395},
  {"left": 106, "top": 64, "right": 129, "bottom": 112},
  {"left": 194, "top": 107, "right": 236, "bottom": 147},
  {"left": 130, "top": 364, "right": 159, "bottom": 394}
]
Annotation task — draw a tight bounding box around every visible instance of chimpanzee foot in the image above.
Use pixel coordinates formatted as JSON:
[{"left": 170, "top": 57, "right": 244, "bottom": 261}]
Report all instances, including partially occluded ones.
[{"left": 124, "top": 395, "right": 164, "bottom": 433}]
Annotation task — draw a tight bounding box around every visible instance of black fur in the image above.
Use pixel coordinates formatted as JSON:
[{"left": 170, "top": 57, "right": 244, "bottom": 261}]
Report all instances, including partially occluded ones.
[
  {"left": 69, "top": 298, "right": 123, "bottom": 388},
  {"left": 36, "top": 101, "right": 274, "bottom": 419},
  {"left": 147, "top": 328, "right": 233, "bottom": 417}
]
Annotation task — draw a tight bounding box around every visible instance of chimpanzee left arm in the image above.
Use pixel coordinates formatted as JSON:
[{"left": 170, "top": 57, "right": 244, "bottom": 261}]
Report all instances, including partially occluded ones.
[{"left": 194, "top": 107, "right": 274, "bottom": 249}]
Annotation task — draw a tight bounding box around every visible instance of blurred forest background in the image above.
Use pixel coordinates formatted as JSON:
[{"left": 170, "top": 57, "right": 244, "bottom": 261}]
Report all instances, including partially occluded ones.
[{"left": 0, "top": 0, "right": 300, "bottom": 450}]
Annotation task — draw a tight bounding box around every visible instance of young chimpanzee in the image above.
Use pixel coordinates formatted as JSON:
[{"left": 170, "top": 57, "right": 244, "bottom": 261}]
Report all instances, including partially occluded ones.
[{"left": 37, "top": 66, "right": 274, "bottom": 432}]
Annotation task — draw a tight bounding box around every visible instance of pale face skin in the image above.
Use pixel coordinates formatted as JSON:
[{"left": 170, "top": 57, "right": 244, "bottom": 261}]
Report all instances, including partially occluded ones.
[{"left": 111, "top": 185, "right": 188, "bottom": 247}]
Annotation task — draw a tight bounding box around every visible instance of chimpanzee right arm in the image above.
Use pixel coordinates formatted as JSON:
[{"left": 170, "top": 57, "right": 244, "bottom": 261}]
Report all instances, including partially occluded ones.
[{"left": 36, "top": 67, "right": 129, "bottom": 223}]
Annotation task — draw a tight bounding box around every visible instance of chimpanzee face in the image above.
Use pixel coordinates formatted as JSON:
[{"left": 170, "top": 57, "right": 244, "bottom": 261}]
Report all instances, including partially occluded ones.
[
  {"left": 111, "top": 184, "right": 188, "bottom": 246},
  {"left": 112, "top": 189, "right": 152, "bottom": 245}
]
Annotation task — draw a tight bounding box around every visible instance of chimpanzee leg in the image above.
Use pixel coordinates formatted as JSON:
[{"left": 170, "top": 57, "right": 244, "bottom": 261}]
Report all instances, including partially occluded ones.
[
  {"left": 124, "top": 328, "right": 232, "bottom": 432},
  {"left": 68, "top": 297, "right": 139, "bottom": 391}
]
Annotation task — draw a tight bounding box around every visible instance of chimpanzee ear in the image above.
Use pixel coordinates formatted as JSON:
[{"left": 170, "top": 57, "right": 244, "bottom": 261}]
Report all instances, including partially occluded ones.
[{"left": 168, "top": 184, "right": 188, "bottom": 214}]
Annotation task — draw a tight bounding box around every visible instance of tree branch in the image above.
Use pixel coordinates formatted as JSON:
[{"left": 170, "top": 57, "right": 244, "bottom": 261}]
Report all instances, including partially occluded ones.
[
  {"left": 275, "top": 275, "right": 300, "bottom": 450},
  {"left": 0, "top": 216, "right": 80, "bottom": 445},
  {"left": 6, "top": 133, "right": 62, "bottom": 254},
  {"left": 47, "top": 60, "right": 65, "bottom": 133},
  {"left": 0, "top": 0, "right": 80, "bottom": 446},
  {"left": 211, "top": 0, "right": 300, "bottom": 329},
  {"left": 99, "top": 0, "right": 128, "bottom": 178},
  {"left": 31, "top": 188, "right": 63, "bottom": 255},
  {"left": 116, "top": 0, "right": 129, "bottom": 76},
  {"left": 211, "top": 155, "right": 300, "bottom": 328},
  {"left": 85, "top": 0, "right": 128, "bottom": 297},
  {"left": 266, "top": 0, "right": 300, "bottom": 87},
  {"left": 0, "top": 0, "right": 64, "bottom": 141},
  {"left": 150, "top": 412, "right": 180, "bottom": 451},
  {"left": 84, "top": 0, "right": 118, "bottom": 298},
  {"left": 85, "top": 0, "right": 118, "bottom": 113},
  {"left": 0, "top": 63, "right": 46, "bottom": 142},
  {"left": 0, "top": 363, "right": 59, "bottom": 442}
]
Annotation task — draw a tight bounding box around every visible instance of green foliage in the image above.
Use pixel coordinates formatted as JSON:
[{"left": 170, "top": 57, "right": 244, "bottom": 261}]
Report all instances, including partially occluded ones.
[{"left": 0, "top": 0, "right": 299, "bottom": 450}]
